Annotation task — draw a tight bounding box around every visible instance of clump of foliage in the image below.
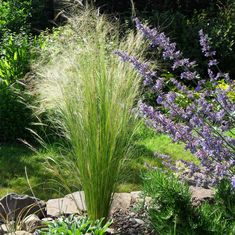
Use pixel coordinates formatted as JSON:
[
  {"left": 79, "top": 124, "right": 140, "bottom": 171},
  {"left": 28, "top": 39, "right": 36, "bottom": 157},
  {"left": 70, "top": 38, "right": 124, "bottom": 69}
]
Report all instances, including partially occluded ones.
[
  {"left": 0, "top": 31, "right": 31, "bottom": 85},
  {"left": 0, "top": 31, "right": 35, "bottom": 142},
  {"left": 0, "top": 0, "right": 31, "bottom": 35},
  {"left": 0, "top": 1, "right": 33, "bottom": 142},
  {"left": 116, "top": 18, "right": 235, "bottom": 187},
  {"left": 37, "top": 215, "right": 112, "bottom": 235},
  {"left": 143, "top": 170, "right": 194, "bottom": 234},
  {"left": 143, "top": 171, "right": 235, "bottom": 234},
  {"left": 33, "top": 9, "right": 146, "bottom": 220}
]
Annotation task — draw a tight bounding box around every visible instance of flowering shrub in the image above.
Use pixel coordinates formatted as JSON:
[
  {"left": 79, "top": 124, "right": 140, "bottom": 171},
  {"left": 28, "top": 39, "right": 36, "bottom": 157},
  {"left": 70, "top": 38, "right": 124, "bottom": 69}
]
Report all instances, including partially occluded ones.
[{"left": 115, "top": 18, "right": 235, "bottom": 187}]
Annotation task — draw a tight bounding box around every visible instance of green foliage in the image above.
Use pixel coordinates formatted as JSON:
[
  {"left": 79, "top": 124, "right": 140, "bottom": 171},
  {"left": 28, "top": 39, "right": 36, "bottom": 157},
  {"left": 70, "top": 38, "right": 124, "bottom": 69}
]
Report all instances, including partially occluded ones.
[
  {"left": 0, "top": 144, "right": 62, "bottom": 200},
  {"left": 0, "top": 0, "right": 49, "bottom": 142},
  {"left": 214, "top": 179, "right": 235, "bottom": 220},
  {"left": 199, "top": 203, "right": 234, "bottom": 235},
  {"left": 0, "top": 87, "right": 33, "bottom": 142},
  {"left": 198, "top": 179, "right": 235, "bottom": 234},
  {"left": 143, "top": 170, "right": 195, "bottom": 234},
  {"left": 0, "top": 30, "right": 34, "bottom": 142},
  {"left": 38, "top": 215, "right": 112, "bottom": 235},
  {"left": 143, "top": 171, "right": 235, "bottom": 234},
  {"left": 142, "top": 1, "right": 235, "bottom": 76},
  {"left": 0, "top": 0, "right": 31, "bottom": 35},
  {"left": 0, "top": 31, "right": 31, "bottom": 86}
]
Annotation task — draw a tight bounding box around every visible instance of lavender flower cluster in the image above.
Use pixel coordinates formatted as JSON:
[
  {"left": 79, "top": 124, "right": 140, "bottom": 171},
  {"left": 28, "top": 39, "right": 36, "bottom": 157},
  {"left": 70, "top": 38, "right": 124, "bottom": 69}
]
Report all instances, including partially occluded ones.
[{"left": 116, "top": 18, "right": 235, "bottom": 187}]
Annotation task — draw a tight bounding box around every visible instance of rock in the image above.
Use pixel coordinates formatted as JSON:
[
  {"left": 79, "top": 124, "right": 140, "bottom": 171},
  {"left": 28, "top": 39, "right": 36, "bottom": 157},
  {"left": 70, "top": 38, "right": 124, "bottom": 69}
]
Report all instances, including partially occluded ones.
[
  {"left": 21, "top": 214, "right": 42, "bottom": 233},
  {"left": 65, "top": 191, "right": 86, "bottom": 211},
  {"left": 46, "top": 197, "right": 82, "bottom": 217},
  {"left": 110, "top": 193, "right": 132, "bottom": 215},
  {"left": 130, "top": 191, "right": 142, "bottom": 204},
  {"left": 47, "top": 191, "right": 133, "bottom": 217},
  {"left": 41, "top": 217, "right": 53, "bottom": 222},
  {"left": 9, "top": 231, "right": 32, "bottom": 235},
  {"left": 133, "top": 218, "right": 144, "bottom": 225},
  {"left": 106, "top": 228, "right": 115, "bottom": 234},
  {"left": 0, "top": 224, "right": 8, "bottom": 234},
  {"left": 190, "top": 186, "right": 214, "bottom": 205},
  {"left": 0, "top": 194, "right": 46, "bottom": 223}
]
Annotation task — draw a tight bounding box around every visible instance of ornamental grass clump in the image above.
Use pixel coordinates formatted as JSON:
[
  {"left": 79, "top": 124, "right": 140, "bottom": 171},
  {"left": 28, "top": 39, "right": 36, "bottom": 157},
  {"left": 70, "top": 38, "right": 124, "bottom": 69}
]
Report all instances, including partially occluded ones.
[
  {"left": 33, "top": 10, "right": 145, "bottom": 220},
  {"left": 116, "top": 18, "right": 235, "bottom": 187}
]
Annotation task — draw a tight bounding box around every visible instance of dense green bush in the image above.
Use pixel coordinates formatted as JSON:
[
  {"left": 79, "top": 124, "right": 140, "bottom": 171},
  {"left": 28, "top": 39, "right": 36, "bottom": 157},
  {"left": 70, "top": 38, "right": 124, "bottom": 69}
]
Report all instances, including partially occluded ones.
[
  {"left": 0, "top": 0, "right": 52, "bottom": 142},
  {"left": 143, "top": 171, "right": 196, "bottom": 234},
  {"left": 0, "top": 87, "right": 33, "bottom": 142},
  {"left": 37, "top": 215, "right": 112, "bottom": 235},
  {"left": 0, "top": 31, "right": 31, "bottom": 85},
  {"left": 93, "top": 0, "right": 235, "bottom": 77},
  {"left": 143, "top": 171, "right": 235, "bottom": 234},
  {"left": 0, "top": 30, "right": 35, "bottom": 142},
  {"left": 0, "top": 0, "right": 31, "bottom": 35}
]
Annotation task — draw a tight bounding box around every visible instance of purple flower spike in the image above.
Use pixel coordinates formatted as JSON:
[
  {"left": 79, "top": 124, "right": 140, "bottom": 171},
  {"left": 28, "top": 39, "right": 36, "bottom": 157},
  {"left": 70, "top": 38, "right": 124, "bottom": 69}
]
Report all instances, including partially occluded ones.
[{"left": 231, "top": 176, "right": 235, "bottom": 188}]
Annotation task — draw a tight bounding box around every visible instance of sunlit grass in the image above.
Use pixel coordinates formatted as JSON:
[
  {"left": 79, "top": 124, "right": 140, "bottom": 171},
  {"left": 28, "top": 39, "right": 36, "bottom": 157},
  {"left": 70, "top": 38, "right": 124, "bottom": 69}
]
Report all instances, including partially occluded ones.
[
  {"left": 0, "top": 144, "right": 61, "bottom": 200},
  {"left": 0, "top": 124, "right": 197, "bottom": 198}
]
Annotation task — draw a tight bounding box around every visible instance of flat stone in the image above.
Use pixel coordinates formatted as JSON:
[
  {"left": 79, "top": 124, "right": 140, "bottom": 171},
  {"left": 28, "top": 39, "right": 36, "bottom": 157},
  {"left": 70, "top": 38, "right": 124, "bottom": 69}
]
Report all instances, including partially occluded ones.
[
  {"left": 110, "top": 193, "right": 132, "bottom": 215},
  {"left": 0, "top": 224, "right": 7, "bottom": 234},
  {"left": 9, "top": 231, "right": 32, "bottom": 235},
  {"left": 190, "top": 186, "right": 214, "bottom": 205},
  {"left": 134, "top": 218, "right": 145, "bottom": 225},
  {"left": 106, "top": 228, "right": 115, "bottom": 234},
  {"left": 64, "top": 191, "right": 86, "bottom": 211},
  {"left": 130, "top": 191, "right": 142, "bottom": 203},
  {"left": 41, "top": 217, "right": 53, "bottom": 222},
  {"left": 46, "top": 197, "right": 81, "bottom": 217},
  {"left": 0, "top": 194, "right": 46, "bottom": 223}
]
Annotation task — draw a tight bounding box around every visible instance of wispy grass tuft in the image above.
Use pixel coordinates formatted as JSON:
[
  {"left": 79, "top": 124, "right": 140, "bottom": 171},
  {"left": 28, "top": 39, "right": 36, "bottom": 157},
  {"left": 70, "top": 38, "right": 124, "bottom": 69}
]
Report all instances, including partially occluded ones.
[{"left": 33, "top": 9, "right": 146, "bottom": 220}]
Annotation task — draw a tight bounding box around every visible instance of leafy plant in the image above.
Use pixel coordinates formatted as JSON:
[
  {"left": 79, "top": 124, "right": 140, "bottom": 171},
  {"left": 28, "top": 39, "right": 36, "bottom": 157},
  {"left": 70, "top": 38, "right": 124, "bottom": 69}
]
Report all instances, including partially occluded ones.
[
  {"left": 0, "top": 87, "right": 33, "bottom": 142},
  {"left": 37, "top": 215, "right": 112, "bottom": 235},
  {"left": 143, "top": 170, "right": 195, "bottom": 234},
  {"left": 0, "top": 30, "right": 34, "bottom": 142},
  {"left": 143, "top": 171, "right": 235, "bottom": 234},
  {"left": 0, "top": 0, "right": 31, "bottom": 35},
  {"left": 33, "top": 9, "right": 146, "bottom": 220},
  {"left": 214, "top": 178, "right": 235, "bottom": 219},
  {"left": 0, "top": 30, "right": 31, "bottom": 86}
]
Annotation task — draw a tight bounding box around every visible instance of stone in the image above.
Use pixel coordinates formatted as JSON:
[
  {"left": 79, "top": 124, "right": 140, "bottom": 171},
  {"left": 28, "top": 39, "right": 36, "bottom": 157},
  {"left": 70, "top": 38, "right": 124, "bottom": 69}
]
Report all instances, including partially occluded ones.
[
  {"left": 190, "top": 186, "right": 214, "bottom": 205},
  {"left": 130, "top": 191, "right": 142, "bottom": 204},
  {"left": 64, "top": 191, "right": 86, "bottom": 211},
  {"left": 47, "top": 191, "right": 133, "bottom": 217},
  {"left": 41, "top": 217, "right": 53, "bottom": 222},
  {"left": 21, "top": 214, "right": 42, "bottom": 233},
  {"left": 46, "top": 197, "right": 82, "bottom": 217},
  {"left": 133, "top": 218, "right": 144, "bottom": 225},
  {"left": 9, "top": 231, "right": 32, "bottom": 235},
  {"left": 0, "top": 194, "right": 46, "bottom": 223},
  {"left": 106, "top": 228, "right": 115, "bottom": 234},
  {"left": 110, "top": 193, "right": 132, "bottom": 215},
  {"left": 0, "top": 224, "right": 8, "bottom": 234}
]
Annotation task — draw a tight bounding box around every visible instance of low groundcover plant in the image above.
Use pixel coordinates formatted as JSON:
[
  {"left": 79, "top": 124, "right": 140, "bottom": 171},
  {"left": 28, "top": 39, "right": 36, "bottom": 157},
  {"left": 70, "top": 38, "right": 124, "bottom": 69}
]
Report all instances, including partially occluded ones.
[{"left": 37, "top": 215, "right": 112, "bottom": 235}]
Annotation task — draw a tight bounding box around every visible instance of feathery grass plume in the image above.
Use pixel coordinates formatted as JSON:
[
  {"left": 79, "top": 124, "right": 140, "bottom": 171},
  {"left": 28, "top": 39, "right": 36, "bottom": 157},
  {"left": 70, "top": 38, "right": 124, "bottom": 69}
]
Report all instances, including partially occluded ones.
[{"left": 33, "top": 9, "right": 146, "bottom": 220}]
